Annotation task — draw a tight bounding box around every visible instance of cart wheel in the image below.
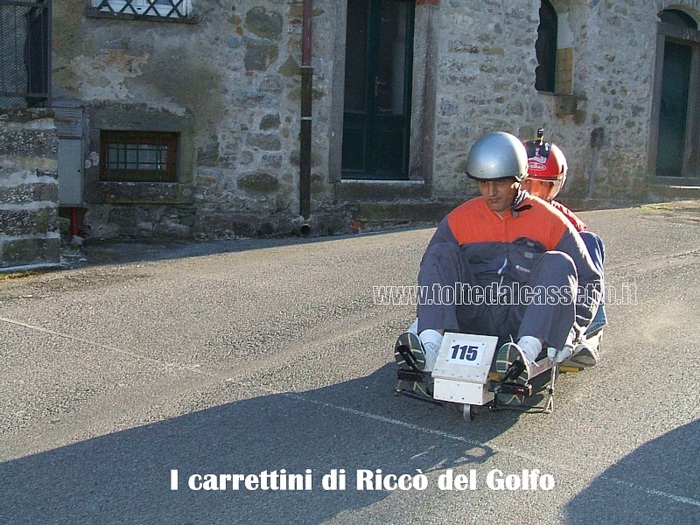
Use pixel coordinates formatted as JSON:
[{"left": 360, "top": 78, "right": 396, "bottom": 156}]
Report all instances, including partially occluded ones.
[{"left": 462, "top": 403, "right": 475, "bottom": 422}]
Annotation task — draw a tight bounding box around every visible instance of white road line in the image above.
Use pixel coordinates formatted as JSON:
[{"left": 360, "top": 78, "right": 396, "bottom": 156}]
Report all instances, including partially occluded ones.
[
  {"left": 0, "top": 316, "right": 199, "bottom": 372},
  {"left": 4, "top": 315, "right": 698, "bottom": 508},
  {"left": 283, "top": 391, "right": 700, "bottom": 508}
]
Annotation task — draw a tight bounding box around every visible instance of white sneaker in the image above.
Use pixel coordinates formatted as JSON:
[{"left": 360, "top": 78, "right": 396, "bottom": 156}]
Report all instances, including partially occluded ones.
[
  {"left": 495, "top": 342, "right": 532, "bottom": 384},
  {"left": 495, "top": 342, "right": 531, "bottom": 405},
  {"left": 394, "top": 329, "right": 441, "bottom": 372},
  {"left": 394, "top": 332, "right": 426, "bottom": 370},
  {"left": 567, "top": 341, "right": 598, "bottom": 368}
]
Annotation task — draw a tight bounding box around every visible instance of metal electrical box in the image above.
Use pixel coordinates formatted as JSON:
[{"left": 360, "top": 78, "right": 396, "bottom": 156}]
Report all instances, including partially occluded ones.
[{"left": 54, "top": 103, "right": 85, "bottom": 206}]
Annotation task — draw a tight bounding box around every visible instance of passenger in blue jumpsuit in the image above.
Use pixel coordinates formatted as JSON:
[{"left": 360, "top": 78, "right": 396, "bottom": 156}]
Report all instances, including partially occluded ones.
[{"left": 521, "top": 133, "right": 607, "bottom": 365}]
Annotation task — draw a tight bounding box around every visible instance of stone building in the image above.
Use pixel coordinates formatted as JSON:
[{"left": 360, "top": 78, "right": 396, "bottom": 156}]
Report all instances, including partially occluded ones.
[{"left": 4, "top": 0, "right": 700, "bottom": 243}]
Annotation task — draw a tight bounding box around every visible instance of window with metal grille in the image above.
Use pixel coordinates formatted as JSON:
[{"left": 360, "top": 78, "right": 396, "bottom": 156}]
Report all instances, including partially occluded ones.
[
  {"left": 89, "top": 0, "right": 192, "bottom": 19},
  {"left": 0, "top": 0, "right": 51, "bottom": 108},
  {"left": 100, "top": 131, "right": 178, "bottom": 182}
]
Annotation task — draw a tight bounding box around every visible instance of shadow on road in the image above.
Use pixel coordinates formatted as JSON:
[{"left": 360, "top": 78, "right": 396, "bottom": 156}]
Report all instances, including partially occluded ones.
[
  {"left": 0, "top": 364, "right": 525, "bottom": 524},
  {"left": 563, "top": 419, "right": 700, "bottom": 524},
  {"left": 65, "top": 227, "right": 429, "bottom": 270}
]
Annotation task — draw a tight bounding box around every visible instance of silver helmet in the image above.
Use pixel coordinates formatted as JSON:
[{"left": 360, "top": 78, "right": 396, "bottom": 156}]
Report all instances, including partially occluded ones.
[{"left": 465, "top": 131, "right": 529, "bottom": 182}]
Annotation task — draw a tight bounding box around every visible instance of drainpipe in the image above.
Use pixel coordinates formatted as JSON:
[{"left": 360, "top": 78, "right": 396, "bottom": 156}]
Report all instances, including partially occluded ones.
[{"left": 299, "top": 0, "right": 313, "bottom": 226}]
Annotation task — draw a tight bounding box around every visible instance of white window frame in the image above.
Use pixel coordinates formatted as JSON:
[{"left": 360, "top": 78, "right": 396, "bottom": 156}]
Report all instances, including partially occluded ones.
[{"left": 91, "top": 0, "right": 192, "bottom": 19}]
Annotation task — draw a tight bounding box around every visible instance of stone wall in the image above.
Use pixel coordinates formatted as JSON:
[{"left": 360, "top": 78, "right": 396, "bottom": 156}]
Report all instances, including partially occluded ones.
[
  {"left": 46, "top": 0, "right": 699, "bottom": 240},
  {"left": 52, "top": 0, "right": 341, "bottom": 239},
  {"left": 0, "top": 110, "right": 60, "bottom": 271},
  {"left": 430, "top": 0, "right": 666, "bottom": 202}
]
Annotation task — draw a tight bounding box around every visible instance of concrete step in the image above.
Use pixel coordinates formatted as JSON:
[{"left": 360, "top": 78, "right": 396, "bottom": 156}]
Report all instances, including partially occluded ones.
[
  {"left": 649, "top": 184, "right": 700, "bottom": 200},
  {"left": 348, "top": 199, "right": 460, "bottom": 232}
]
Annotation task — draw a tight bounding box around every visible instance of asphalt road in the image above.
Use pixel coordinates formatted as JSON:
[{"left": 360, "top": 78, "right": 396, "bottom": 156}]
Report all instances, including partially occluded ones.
[{"left": 1, "top": 201, "right": 699, "bottom": 525}]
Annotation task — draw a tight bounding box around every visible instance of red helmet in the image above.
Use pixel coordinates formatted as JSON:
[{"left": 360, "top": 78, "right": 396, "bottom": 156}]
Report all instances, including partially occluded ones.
[{"left": 522, "top": 135, "right": 568, "bottom": 199}]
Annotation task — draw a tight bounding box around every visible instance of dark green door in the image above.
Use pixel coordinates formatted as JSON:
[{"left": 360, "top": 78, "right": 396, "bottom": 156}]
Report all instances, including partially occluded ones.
[
  {"left": 657, "top": 41, "right": 692, "bottom": 177},
  {"left": 342, "top": 0, "right": 414, "bottom": 180}
]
